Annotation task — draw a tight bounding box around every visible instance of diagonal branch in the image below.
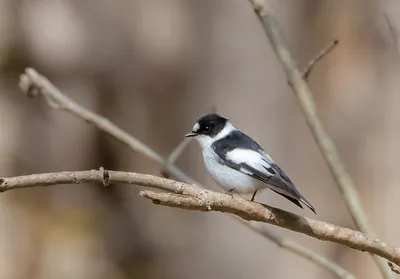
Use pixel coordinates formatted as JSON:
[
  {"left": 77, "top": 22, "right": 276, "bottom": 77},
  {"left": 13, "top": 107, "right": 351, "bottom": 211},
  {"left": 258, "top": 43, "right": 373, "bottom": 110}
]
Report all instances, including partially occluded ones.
[
  {"left": 19, "top": 68, "right": 196, "bottom": 185},
  {"left": 160, "top": 138, "right": 191, "bottom": 179},
  {"left": 302, "top": 40, "right": 339, "bottom": 81},
  {"left": 18, "top": 67, "right": 355, "bottom": 279},
  {"left": 385, "top": 13, "right": 400, "bottom": 55},
  {"left": 247, "top": 1, "right": 394, "bottom": 278},
  {"left": 0, "top": 170, "right": 399, "bottom": 267},
  {"left": 241, "top": 220, "right": 355, "bottom": 279}
]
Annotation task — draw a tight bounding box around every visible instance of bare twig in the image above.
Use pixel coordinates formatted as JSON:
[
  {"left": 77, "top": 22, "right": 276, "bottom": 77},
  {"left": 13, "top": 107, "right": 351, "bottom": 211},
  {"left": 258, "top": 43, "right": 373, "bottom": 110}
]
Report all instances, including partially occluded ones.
[
  {"left": 19, "top": 68, "right": 196, "bottom": 185},
  {"left": 241, "top": 221, "right": 356, "bottom": 279},
  {"left": 302, "top": 40, "right": 339, "bottom": 80},
  {"left": 247, "top": 1, "right": 394, "bottom": 278},
  {"left": 0, "top": 170, "right": 399, "bottom": 267},
  {"left": 385, "top": 13, "right": 400, "bottom": 55},
  {"left": 160, "top": 138, "right": 191, "bottom": 179},
  {"left": 18, "top": 68, "right": 355, "bottom": 279}
]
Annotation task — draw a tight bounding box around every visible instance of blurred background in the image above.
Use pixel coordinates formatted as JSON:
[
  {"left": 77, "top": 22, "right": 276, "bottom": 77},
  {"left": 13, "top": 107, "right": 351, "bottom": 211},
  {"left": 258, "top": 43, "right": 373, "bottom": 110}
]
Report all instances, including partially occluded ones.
[{"left": 0, "top": 0, "right": 399, "bottom": 278}]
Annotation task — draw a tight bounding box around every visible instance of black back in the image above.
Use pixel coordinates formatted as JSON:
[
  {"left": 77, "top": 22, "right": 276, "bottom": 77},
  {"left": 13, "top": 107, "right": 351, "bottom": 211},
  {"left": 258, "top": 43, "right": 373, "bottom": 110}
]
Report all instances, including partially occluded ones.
[
  {"left": 212, "top": 130, "right": 264, "bottom": 158},
  {"left": 194, "top": 113, "right": 228, "bottom": 137}
]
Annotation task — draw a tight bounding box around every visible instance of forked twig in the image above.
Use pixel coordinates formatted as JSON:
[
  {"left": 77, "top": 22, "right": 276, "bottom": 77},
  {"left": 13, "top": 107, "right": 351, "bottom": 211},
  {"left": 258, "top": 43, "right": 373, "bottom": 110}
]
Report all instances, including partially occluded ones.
[{"left": 302, "top": 40, "right": 339, "bottom": 80}]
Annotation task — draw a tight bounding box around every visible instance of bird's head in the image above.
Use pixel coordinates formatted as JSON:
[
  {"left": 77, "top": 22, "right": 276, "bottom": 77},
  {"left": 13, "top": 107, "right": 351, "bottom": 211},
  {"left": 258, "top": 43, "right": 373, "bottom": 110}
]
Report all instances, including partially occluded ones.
[{"left": 185, "top": 113, "right": 232, "bottom": 149}]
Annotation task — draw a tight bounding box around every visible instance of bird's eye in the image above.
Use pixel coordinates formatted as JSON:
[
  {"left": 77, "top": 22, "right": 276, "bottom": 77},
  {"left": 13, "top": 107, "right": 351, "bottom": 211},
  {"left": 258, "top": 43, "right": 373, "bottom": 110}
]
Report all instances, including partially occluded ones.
[{"left": 203, "top": 125, "right": 210, "bottom": 132}]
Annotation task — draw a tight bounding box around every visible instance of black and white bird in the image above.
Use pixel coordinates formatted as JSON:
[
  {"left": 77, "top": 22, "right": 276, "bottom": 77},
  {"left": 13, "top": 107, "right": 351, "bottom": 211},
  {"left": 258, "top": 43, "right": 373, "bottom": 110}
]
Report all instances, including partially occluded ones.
[{"left": 185, "top": 113, "right": 316, "bottom": 213}]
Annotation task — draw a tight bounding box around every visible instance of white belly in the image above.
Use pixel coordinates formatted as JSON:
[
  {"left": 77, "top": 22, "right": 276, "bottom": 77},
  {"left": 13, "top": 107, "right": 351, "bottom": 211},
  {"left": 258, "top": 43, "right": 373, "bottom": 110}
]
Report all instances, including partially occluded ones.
[{"left": 203, "top": 148, "right": 263, "bottom": 194}]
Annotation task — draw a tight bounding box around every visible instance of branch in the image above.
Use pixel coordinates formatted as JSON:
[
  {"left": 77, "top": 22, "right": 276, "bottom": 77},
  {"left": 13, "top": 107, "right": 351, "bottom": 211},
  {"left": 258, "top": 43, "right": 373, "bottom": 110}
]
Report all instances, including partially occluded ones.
[
  {"left": 385, "top": 13, "right": 400, "bottom": 55},
  {"left": 247, "top": 1, "right": 394, "bottom": 278},
  {"left": 0, "top": 170, "right": 399, "bottom": 268},
  {"left": 19, "top": 68, "right": 196, "bottom": 185},
  {"left": 302, "top": 40, "right": 338, "bottom": 81},
  {"left": 242, "top": 221, "right": 356, "bottom": 279},
  {"left": 160, "top": 138, "right": 191, "bottom": 179},
  {"left": 164, "top": 138, "right": 355, "bottom": 279}
]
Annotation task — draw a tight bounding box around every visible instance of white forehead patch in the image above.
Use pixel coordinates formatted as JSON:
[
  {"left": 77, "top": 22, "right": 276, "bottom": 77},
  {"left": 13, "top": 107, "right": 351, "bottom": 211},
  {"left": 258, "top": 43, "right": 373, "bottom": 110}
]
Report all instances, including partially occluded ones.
[{"left": 192, "top": 122, "right": 200, "bottom": 132}]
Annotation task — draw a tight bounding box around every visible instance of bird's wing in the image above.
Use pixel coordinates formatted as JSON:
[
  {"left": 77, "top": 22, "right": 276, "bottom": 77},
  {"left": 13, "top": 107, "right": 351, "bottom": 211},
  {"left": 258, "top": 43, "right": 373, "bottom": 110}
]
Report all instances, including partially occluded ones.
[
  {"left": 211, "top": 130, "right": 315, "bottom": 213},
  {"left": 223, "top": 148, "right": 316, "bottom": 213}
]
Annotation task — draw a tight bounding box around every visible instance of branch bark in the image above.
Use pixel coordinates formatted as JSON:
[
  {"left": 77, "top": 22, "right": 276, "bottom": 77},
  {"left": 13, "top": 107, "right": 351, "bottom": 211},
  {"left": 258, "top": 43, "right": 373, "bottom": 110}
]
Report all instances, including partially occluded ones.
[
  {"left": 247, "top": 1, "right": 394, "bottom": 278},
  {"left": 0, "top": 170, "right": 399, "bottom": 268},
  {"left": 18, "top": 67, "right": 355, "bottom": 278}
]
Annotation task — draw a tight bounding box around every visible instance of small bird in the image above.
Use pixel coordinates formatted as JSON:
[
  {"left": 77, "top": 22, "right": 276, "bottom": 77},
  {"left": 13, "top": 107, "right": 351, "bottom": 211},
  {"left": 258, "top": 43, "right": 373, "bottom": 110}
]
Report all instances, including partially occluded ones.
[{"left": 185, "top": 113, "right": 316, "bottom": 213}]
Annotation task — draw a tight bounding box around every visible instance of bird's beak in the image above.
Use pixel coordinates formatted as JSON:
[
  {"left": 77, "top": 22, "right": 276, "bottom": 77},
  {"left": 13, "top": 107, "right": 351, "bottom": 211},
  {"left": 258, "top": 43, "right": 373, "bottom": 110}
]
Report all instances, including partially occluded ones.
[{"left": 185, "top": 132, "right": 197, "bottom": 137}]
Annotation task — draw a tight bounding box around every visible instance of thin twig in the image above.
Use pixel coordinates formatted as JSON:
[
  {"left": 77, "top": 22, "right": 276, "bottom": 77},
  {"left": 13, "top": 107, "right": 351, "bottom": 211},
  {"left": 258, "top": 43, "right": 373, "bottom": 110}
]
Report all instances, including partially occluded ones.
[
  {"left": 165, "top": 129, "right": 355, "bottom": 279},
  {"left": 247, "top": 1, "right": 394, "bottom": 278},
  {"left": 0, "top": 170, "right": 399, "bottom": 268},
  {"left": 241, "top": 221, "right": 356, "bottom": 279},
  {"left": 302, "top": 40, "right": 339, "bottom": 81},
  {"left": 160, "top": 138, "right": 191, "bottom": 179},
  {"left": 385, "top": 13, "right": 400, "bottom": 55}
]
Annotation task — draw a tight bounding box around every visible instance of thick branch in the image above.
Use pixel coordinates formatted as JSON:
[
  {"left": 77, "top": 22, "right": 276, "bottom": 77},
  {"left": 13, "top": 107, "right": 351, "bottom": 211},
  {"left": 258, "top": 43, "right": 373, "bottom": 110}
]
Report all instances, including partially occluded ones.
[
  {"left": 247, "top": 1, "right": 393, "bottom": 278},
  {"left": 0, "top": 170, "right": 399, "bottom": 267}
]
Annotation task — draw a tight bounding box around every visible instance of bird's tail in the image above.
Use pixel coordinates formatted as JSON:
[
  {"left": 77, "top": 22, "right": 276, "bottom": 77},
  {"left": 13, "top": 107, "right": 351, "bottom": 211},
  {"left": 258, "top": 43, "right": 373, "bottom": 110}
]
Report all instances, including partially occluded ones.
[
  {"left": 271, "top": 190, "right": 316, "bottom": 214},
  {"left": 299, "top": 195, "right": 316, "bottom": 214}
]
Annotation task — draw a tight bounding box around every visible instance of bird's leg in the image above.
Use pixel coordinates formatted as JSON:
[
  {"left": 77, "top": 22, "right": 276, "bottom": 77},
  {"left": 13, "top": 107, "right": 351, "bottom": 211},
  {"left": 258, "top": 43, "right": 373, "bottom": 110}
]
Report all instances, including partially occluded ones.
[
  {"left": 225, "top": 188, "right": 235, "bottom": 196},
  {"left": 251, "top": 190, "right": 258, "bottom": 202}
]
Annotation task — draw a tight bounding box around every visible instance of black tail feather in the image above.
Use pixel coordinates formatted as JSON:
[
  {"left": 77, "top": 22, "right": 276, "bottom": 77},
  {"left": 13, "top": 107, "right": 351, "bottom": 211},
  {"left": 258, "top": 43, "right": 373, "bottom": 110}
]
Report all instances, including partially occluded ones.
[{"left": 271, "top": 190, "right": 317, "bottom": 214}]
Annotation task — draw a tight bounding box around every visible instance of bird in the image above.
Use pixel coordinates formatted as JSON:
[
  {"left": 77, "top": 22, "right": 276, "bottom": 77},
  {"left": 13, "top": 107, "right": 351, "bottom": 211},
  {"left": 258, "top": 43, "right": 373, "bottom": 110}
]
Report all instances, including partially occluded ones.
[{"left": 185, "top": 113, "right": 316, "bottom": 214}]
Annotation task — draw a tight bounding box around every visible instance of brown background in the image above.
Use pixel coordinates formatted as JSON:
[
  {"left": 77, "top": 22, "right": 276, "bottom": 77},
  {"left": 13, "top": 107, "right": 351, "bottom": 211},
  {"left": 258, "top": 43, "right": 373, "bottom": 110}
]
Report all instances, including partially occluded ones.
[{"left": 0, "top": 0, "right": 399, "bottom": 278}]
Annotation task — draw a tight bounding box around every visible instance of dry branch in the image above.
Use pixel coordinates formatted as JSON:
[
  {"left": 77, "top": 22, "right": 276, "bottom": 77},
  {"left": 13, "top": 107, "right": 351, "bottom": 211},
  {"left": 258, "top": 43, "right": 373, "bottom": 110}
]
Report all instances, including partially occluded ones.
[
  {"left": 18, "top": 68, "right": 355, "bottom": 278},
  {"left": 247, "top": 1, "right": 394, "bottom": 278},
  {"left": 385, "top": 13, "right": 400, "bottom": 55},
  {"left": 302, "top": 40, "right": 338, "bottom": 80},
  {"left": 0, "top": 170, "right": 399, "bottom": 268},
  {"left": 19, "top": 68, "right": 196, "bottom": 185},
  {"left": 242, "top": 221, "right": 356, "bottom": 279}
]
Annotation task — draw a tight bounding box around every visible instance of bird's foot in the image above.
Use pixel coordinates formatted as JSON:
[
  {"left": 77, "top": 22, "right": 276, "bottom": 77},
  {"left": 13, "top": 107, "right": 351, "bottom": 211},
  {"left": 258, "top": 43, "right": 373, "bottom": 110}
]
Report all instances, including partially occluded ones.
[
  {"left": 225, "top": 188, "right": 235, "bottom": 197},
  {"left": 250, "top": 190, "right": 258, "bottom": 202}
]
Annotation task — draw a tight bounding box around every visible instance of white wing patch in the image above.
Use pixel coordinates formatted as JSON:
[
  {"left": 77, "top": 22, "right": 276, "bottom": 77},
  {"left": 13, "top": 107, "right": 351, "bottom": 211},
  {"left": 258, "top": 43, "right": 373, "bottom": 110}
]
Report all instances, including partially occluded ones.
[{"left": 226, "top": 149, "right": 273, "bottom": 175}]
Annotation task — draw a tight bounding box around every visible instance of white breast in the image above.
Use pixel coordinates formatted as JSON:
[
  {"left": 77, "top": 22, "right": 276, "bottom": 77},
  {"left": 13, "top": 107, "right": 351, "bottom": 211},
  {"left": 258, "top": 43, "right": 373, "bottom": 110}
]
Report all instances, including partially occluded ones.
[{"left": 202, "top": 147, "right": 261, "bottom": 194}]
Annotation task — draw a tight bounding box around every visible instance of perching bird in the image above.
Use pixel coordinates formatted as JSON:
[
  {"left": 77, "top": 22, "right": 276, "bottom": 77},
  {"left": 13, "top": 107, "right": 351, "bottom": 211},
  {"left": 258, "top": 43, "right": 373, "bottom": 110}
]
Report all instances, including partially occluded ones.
[{"left": 185, "top": 113, "right": 316, "bottom": 213}]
